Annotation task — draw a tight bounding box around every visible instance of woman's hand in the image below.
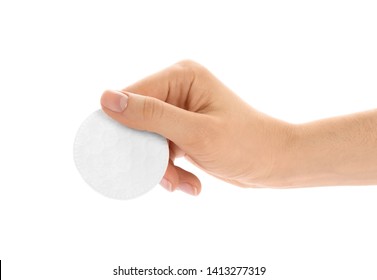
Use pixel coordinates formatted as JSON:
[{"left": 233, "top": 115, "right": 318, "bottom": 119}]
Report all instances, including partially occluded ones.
[{"left": 100, "top": 60, "right": 294, "bottom": 195}]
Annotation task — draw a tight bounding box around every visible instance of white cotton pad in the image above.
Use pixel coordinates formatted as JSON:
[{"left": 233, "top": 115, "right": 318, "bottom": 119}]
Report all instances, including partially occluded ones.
[{"left": 73, "top": 110, "right": 169, "bottom": 200}]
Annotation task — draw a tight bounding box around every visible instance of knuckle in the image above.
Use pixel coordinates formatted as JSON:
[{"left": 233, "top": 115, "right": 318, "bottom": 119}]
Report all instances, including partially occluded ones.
[
  {"left": 173, "top": 60, "right": 205, "bottom": 76},
  {"left": 142, "top": 97, "right": 163, "bottom": 122},
  {"left": 164, "top": 60, "right": 203, "bottom": 100}
]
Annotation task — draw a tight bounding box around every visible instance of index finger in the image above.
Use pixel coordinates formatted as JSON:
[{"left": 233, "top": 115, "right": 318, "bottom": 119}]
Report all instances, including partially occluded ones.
[{"left": 122, "top": 60, "right": 196, "bottom": 109}]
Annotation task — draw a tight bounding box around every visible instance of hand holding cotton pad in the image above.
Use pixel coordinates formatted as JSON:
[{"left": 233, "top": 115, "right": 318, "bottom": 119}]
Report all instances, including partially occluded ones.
[{"left": 74, "top": 110, "right": 169, "bottom": 199}]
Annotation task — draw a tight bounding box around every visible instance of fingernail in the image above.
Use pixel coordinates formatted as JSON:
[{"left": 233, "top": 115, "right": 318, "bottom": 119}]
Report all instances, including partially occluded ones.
[
  {"left": 101, "top": 90, "right": 128, "bottom": 112},
  {"left": 177, "top": 183, "right": 198, "bottom": 196},
  {"left": 160, "top": 178, "right": 173, "bottom": 192}
]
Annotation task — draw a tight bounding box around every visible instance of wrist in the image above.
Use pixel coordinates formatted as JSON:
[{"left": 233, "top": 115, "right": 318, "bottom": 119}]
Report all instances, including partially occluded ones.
[
  {"left": 247, "top": 114, "right": 300, "bottom": 188},
  {"left": 267, "top": 124, "right": 310, "bottom": 187},
  {"left": 264, "top": 122, "right": 302, "bottom": 187},
  {"left": 266, "top": 122, "right": 334, "bottom": 188}
]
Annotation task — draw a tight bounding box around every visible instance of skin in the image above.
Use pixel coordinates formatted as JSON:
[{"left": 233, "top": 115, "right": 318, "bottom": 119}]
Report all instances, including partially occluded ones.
[{"left": 100, "top": 60, "right": 377, "bottom": 196}]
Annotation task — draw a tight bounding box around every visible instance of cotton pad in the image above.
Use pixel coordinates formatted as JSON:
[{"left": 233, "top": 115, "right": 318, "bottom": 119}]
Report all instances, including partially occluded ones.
[{"left": 74, "top": 110, "right": 169, "bottom": 200}]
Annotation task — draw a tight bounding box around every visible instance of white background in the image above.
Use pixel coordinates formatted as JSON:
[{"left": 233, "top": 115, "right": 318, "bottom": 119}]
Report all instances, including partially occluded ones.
[{"left": 0, "top": 1, "right": 376, "bottom": 279}]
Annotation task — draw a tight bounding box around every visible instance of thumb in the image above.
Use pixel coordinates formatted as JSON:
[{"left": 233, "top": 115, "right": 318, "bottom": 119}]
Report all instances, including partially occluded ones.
[{"left": 100, "top": 90, "right": 200, "bottom": 147}]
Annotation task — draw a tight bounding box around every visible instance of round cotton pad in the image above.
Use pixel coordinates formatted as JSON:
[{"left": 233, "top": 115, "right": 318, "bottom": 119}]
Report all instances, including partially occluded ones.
[{"left": 74, "top": 110, "right": 169, "bottom": 200}]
